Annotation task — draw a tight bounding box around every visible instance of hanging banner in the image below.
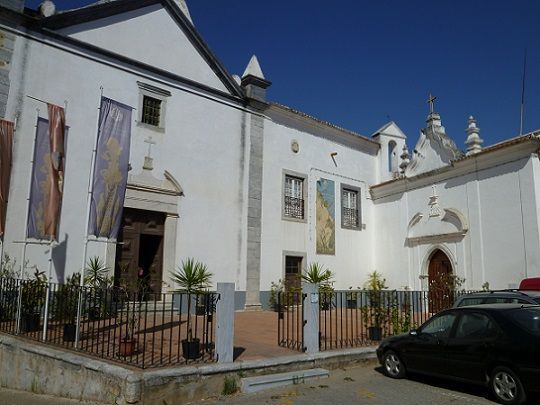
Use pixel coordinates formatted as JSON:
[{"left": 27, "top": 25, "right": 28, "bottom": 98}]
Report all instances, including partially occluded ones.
[
  {"left": 88, "top": 97, "right": 132, "bottom": 239},
  {"left": 0, "top": 119, "right": 14, "bottom": 238},
  {"left": 27, "top": 118, "right": 52, "bottom": 239},
  {"left": 44, "top": 104, "right": 66, "bottom": 239},
  {"left": 27, "top": 117, "right": 69, "bottom": 240},
  {"left": 316, "top": 178, "right": 335, "bottom": 255}
]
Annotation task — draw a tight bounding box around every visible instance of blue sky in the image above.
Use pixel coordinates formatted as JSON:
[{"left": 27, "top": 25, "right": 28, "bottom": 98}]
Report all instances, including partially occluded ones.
[{"left": 26, "top": 0, "right": 540, "bottom": 148}]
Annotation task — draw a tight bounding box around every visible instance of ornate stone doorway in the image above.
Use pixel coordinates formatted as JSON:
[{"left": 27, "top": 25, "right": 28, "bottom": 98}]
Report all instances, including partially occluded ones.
[
  {"left": 427, "top": 249, "right": 453, "bottom": 313},
  {"left": 115, "top": 208, "right": 165, "bottom": 296}
]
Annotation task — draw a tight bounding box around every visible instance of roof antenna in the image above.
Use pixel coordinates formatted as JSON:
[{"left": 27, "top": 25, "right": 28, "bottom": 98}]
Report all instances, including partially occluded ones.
[{"left": 519, "top": 48, "right": 527, "bottom": 135}]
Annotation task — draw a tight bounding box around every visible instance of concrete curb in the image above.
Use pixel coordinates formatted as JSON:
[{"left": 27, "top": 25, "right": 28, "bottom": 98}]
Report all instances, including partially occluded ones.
[{"left": 0, "top": 334, "right": 377, "bottom": 403}]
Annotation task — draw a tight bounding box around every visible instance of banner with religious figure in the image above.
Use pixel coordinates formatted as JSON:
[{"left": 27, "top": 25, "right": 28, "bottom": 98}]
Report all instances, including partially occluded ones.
[
  {"left": 44, "top": 103, "right": 66, "bottom": 238},
  {"left": 316, "top": 178, "right": 336, "bottom": 255},
  {"left": 88, "top": 97, "right": 132, "bottom": 239},
  {"left": 0, "top": 119, "right": 14, "bottom": 238},
  {"left": 28, "top": 118, "right": 51, "bottom": 239}
]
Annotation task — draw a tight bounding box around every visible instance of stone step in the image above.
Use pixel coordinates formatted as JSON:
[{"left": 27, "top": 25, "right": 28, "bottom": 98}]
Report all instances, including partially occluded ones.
[{"left": 240, "top": 368, "right": 329, "bottom": 394}]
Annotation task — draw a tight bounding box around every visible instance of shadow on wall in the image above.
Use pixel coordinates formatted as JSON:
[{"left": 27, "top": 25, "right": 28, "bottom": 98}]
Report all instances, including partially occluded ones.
[{"left": 52, "top": 233, "right": 68, "bottom": 283}]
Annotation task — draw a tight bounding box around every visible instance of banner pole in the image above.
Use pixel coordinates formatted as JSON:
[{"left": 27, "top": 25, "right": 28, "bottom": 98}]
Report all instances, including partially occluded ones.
[
  {"left": 16, "top": 109, "right": 40, "bottom": 334},
  {"left": 75, "top": 88, "right": 103, "bottom": 349},
  {"left": 42, "top": 238, "right": 54, "bottom": 341}
]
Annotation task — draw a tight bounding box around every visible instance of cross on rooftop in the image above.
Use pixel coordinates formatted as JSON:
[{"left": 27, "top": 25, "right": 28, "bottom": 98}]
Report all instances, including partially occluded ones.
[{"left": 427, "top": 94, "right": 437, "bottom": 113}]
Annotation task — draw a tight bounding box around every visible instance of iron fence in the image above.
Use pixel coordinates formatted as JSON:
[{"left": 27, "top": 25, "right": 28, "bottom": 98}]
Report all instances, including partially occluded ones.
[
  {"left": 277, "top": 290, "right": 304, "bottom": 351},
  {"left": 0, "top": 277, "right": 218, "bottom": 369},
  {"left": 278, "top": 289, "right": 473, "bottom": 352}
]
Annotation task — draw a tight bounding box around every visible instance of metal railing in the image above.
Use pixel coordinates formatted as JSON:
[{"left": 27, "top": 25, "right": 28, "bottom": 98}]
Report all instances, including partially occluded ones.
[
  {"left": 0, "top": 277, "right": 218, "bottom": 369},
  {"left": 278, "top": 289, "right": 472, "bottom": 352},
  {"left": 277, "top": 290, "right": 304, "bottom": 351}
]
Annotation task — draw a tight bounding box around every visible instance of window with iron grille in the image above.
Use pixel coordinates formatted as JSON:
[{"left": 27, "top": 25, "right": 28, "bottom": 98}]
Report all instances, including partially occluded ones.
[
  {"left": 141, "top": 96, "right": 162, "bottom": 127},
  {"left": 284, "top": 175, "right": 304, "bottom": 219},
  {"left": 342, "top": 187, "right": 360, "bottom": 228}
]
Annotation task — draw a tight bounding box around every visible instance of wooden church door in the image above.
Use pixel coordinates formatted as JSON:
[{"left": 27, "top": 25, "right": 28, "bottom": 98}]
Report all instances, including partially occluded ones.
[
  {"left": 428, "top": 249, "right": 453, "bottom": 313},
  {"left": 115, "top": 208, "right": 165, "bottom": 297}
]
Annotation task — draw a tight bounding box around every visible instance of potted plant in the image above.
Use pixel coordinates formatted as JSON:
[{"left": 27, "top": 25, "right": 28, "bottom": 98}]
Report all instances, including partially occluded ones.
[
  {"left": 83, "top": 256, "right": 110, "bottom": 320},
  {"left": 171, "top": 258, "right": 212, "bottom": 360},
  {"left": 302, "top": 262, "right": 335, "bottom": 310},
  {"left": 269, "top": 279, "right": 285, "bottom": 312},
  {"left": 363, "top": 271, "right": 388, "bottom": 341},
  {"left": 20, "top": 269, "right": 47, "bottom": 332},
  {"left": 53, "top": 273, "right": 81, "bottom": 342},
  {"left": 117, "top": 266, "right": 148, "bottom": 357}
]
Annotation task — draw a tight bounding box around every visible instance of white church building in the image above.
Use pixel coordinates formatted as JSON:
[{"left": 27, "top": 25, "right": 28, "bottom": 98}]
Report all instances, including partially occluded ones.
[{"left": 1, "top": 0, "right": 539, "bottom": 309}]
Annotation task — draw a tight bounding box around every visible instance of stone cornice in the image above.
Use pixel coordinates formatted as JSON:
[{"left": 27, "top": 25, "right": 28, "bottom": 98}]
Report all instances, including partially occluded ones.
[
  {"left": 371, "top": 134, "right": 540, "bottom": 200},
  {"left": 267, "top": 103, "right": 380, "bottom": 155}
]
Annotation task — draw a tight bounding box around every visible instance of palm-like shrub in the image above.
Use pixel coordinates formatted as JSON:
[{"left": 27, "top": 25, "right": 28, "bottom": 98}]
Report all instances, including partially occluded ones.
[
  {"left": 302, "top": 262, "right": 335, "bottom": 309},
  {"left": 171, "top": 258, "right": 212, "bottom": 341}
]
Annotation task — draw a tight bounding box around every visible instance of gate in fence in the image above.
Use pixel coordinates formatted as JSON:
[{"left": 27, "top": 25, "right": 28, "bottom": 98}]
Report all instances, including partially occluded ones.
[{"left": 278, "top": 288, "right": 469, "bottom": 352}]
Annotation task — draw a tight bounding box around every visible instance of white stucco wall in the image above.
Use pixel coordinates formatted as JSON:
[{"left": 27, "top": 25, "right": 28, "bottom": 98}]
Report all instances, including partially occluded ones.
[
  {"left": 373, "top": 154, "right": 540, "bottom": 290},
  {"left": 260, "top": 118, "right": 378, "bottom": 291},
  {"left": 58, "top": 5, "right": 229, "bottom": 93},
  {"left": 4, "top": 32, "right": 248, "bottom": 288}
]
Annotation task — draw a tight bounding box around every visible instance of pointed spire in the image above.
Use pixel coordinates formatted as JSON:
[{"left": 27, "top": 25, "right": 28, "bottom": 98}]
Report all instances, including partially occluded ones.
[
  {"left": 241, "top": 55, "right": 271, "bottom": 102},
  {"left": 465, "top": 115, "right": 483, "bottom": 156},
  {"left": 174, "top": 0, "right": 193, "bottom": 24},
  {"left": 242, "top": 55, "right": 265, "bottom": 80},
  {"left": 399, "top": 144, "right": 410, "bottom": 173}
]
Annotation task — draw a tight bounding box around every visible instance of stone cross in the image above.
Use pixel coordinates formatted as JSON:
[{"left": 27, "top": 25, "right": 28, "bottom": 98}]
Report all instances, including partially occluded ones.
[
  {"left": 427, "top": 94, "right": 437, "bottom": 113},
  {"left": 144, "top": 136, "right": 156, "bottom": 157}
]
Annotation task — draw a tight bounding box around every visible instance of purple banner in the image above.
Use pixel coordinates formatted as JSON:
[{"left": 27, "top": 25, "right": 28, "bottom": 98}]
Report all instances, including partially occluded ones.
[
  {"left": 88, "top": 97, "right": 132, "bottom": 239},
  {"left": 27, "top": 117, "right": 68, "bottom": 240}
]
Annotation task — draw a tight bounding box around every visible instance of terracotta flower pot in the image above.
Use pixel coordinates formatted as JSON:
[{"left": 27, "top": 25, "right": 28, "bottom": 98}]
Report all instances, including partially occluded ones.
[{"left": 119, "top": 338, "right": 137, "bottom": 356}]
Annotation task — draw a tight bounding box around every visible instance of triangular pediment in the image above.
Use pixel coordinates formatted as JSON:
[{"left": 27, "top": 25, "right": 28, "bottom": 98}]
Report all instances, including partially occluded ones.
[
  {"left": 40, "top": 0, "right": 242, "bottom": 97},
  {"left": 372, "top": 121, "right": 406, "bottom": 139}
]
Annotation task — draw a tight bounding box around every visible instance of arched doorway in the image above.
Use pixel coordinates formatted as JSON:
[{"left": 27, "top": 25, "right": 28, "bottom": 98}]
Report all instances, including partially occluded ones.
[{"left": 428, "top": 249, "right": 453, "bottom": 313}]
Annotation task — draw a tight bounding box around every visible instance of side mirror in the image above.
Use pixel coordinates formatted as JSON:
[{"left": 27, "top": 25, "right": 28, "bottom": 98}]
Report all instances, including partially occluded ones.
[{"left": 409, "top": 329, "right": 418, "bottom": 336}]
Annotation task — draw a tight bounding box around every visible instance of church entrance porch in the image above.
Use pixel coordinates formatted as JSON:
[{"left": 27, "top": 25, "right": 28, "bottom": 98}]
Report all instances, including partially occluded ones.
[
  {"left": 115, "top": 208, "right": 165, "bottom": 296},
  {"left": 427, "top": 249, "right": 454, "bottom": 313}
]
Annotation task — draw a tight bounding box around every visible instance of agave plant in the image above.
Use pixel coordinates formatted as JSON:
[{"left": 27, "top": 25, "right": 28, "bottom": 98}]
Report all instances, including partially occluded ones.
[
  {"left": 171, "top": 258, "right": 212, "bottom": 341},
  {"left": 302, "top": 262, "right": 335, "bottom": 310},
  {"left": 302, "top": 262, "right": 334, "bottom": 285},
  {"left": 84, "top": 256, "right": 110, "bottom": 288}
]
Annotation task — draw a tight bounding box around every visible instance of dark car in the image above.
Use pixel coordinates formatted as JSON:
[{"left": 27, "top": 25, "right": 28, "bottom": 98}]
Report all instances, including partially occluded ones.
[
  {"left": 376, "top": 304, "right": 540, "bottom": 405},
  {"left": 453, "top": 290, "right": 540, "bottom": 308}
]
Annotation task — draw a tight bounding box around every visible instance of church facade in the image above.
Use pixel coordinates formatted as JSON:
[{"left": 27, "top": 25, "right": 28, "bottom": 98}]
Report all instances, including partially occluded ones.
[{"left": 1, "top": 0, "right": 539, "bottom": 309}]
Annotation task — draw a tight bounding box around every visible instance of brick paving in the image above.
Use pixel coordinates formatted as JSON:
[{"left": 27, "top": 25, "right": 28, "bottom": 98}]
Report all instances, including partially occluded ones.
[{"left": 233, "top": 310, "right": 297, "bottom": 361}]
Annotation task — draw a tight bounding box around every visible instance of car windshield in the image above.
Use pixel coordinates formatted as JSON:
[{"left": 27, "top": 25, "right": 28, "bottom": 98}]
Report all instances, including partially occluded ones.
[
  {"left": 535, "top": 298, "right": 540, "bottom": 305},
  {"left": 508, "top": 307, "right": 540, "bottom": 336}
]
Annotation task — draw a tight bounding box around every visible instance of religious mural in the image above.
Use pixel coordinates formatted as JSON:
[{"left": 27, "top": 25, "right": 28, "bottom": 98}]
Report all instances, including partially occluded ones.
[{"left": 316, "top": 178, "right": 335, "bottom": 255}]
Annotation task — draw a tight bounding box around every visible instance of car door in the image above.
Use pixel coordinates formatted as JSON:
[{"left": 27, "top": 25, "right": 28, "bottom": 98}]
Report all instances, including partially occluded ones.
[
  {"left": 401, "top": 311, "right": 457, "bottom": 375},
  {"left": 444, "top": 311, "right": 499, "bottom": 383}
]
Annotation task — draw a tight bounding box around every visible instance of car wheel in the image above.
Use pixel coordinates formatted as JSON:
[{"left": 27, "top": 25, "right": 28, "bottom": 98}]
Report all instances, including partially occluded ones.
[
  {"left": 382, "top": 350, "right": 406, "bottom": 379},
  {"left": 490, "top": 366, "right": 526, "bottom": 405}
]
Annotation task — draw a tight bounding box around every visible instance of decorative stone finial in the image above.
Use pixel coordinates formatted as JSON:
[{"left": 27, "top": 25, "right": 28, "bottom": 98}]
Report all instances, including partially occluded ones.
[
  {"left": 174, "top": 0, "right": 193, "bottom": 24},
  {"left": 241, "top": 55, "right": 271, "bottom": 102},
  {"left": 39, "top": 0, "right": 56, "bottom": 17},
  {"left": 399, "top": 144, "right": 410, "bottom": 173},
  {"left": 465, "top": 115, "right": 483, "bottom": 156},
  {"left": 242, "top": 55, "right": 265, "bottom": 80}
]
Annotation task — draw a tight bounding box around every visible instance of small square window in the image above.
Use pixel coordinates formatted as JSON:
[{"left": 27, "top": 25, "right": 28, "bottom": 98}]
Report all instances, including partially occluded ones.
[
  {"left": 342, "top": 187, "right": 360, "bottom": 229},
  {"left": 284, "top": 175, "right": 305, "bottom": 219},
  {"left": 141, "top": 96, "right": 162, "bottom": 127}
]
